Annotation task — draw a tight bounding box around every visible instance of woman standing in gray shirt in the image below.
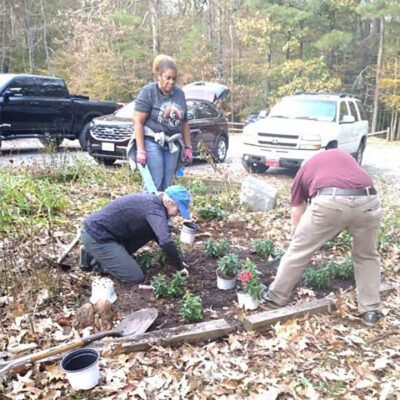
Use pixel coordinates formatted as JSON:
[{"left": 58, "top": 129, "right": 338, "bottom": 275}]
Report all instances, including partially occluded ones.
[{"left": 134, "top": 55, "right": 193, "bottom": 191}]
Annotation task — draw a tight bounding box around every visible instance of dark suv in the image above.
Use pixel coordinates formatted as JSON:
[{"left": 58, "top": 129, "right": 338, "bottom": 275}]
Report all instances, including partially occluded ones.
[{"left": 87, "top": 98, "right": 229, "bottom": 166}]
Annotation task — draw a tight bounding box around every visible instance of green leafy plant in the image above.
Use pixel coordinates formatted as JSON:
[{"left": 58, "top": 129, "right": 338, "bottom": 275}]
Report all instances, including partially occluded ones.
[
  {"left": 152, "top": 272, "right": 187, "bottom": 299},
  {"left": 322, "top": 230, "right": 352, "bottom": 251},
  {"left": 217, "top": 253, "right": 240, "bottom": 278},
  {"left": 205, "top": 238, "right": 229, "bottom": 258},
  {"left": 154, "top": 248, "right": 167, "bottom": 265},
  {"left": 252, "top": 238, "right": 274, "bottom": 257},
  {"left": 179, "top": 291, "right": 203, "bottom": 322},
  {"left": 154, "top": 238, "right": 184, "bottom": 266},
  {"left": 152, "top": 274, "right": 169, "bottom": 298},
  {"left": 238, "top": 258, "right": 265, "bottom": 300},
  {"left": 303, "top": 267, "right": 331, "bottom": 289},
  {"left": 136, "top": 250, "right": 152, "bottom": 271},
  {"left": 327, "top": 258, "right": 354, "bottom": 280},
  {"left": 167, "top": 271, "right": 187, "bottom": 297},
  {"left": 197, "top": 204, "right": 224, "bottom": 220}
]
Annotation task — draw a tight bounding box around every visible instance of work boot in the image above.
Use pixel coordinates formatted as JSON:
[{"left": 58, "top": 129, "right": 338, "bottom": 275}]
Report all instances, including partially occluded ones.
[
  {"left": 360, "top": 310, "right": 384, "bottom": 326},
  {"left": 80, "top": 245, "right": 94, "bottom": 271},
  {"left": 262, "top": 288, "right": 281, "bottom": 308}
]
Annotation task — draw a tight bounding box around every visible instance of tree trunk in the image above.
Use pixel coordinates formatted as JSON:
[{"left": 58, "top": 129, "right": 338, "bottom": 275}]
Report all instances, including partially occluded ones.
[
  {"left": 21, "top": 0, "right": 35, "bottom": 73},
  {"left": 40, "top": 0, "right": 51, "bottom": 74},
  {"left": 229, "top": 8, "right": 234, "bottom": 122},
  {"left": 216, "top": 2, "right": 223, "bottom": 78},
  {"left": 149, "top": 0, "right": 159, "bottom": 56},
  {"left": 371, "top": 18, "right": 384, "bottom": 135}
]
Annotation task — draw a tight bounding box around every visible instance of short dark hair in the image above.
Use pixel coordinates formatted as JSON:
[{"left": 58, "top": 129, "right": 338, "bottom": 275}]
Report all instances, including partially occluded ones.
[{"left": 157, "top": 59, "right": 177, "bottom": 75}]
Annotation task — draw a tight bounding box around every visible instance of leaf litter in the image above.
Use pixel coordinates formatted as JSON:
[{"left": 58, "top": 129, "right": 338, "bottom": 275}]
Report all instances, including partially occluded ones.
[{"left": 0, "top": 163, "right": 399, "bottom": 399}]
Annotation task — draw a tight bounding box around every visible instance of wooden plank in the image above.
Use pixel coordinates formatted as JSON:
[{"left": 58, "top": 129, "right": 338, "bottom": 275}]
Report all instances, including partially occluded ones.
[
  {"left": 94, "top": 318, "right": 235, "bottom": 354},
  {"left": 243, "top": 298, "right": 333, "bottom": 332},
  {"left": 243, "top": 284, "right": 395, "bottom": 333}
]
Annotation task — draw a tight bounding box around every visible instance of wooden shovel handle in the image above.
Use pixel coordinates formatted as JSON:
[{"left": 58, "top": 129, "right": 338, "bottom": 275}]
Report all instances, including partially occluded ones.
[{"left": 0, "top": 330, "right": 119, "bottom": 377}]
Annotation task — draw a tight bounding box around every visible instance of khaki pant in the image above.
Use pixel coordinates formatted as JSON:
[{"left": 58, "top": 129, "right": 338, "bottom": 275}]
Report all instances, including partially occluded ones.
[{"left": 269, "top": 194, "right": 381, "bottom": 314}]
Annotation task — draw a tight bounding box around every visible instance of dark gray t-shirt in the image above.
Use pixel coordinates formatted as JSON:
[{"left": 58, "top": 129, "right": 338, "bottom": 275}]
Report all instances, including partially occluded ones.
[
  {"left": 135, "top": 82, "right": 188, "bottom": 136},
  {"left": 83, "top": 193, "right": 184, "bottom": 270}
]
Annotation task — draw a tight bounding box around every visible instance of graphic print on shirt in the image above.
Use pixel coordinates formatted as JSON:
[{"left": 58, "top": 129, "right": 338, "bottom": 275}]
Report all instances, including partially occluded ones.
[{"left": 158, "top": 101, "right": 184, "bottom": 128}]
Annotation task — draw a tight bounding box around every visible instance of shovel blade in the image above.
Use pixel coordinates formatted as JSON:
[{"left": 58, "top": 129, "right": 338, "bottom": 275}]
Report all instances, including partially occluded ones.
[{"left": 116, "top": 308, "right": 158, "bottom": 337}]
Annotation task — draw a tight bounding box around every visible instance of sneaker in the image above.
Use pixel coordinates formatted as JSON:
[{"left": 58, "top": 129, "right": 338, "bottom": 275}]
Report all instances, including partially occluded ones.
[
  {"left": 262, "top": 289, "right": 280, "bottom": 308},
  {"left": 361, "top": 310, "right": 384, "bottom": 326}
]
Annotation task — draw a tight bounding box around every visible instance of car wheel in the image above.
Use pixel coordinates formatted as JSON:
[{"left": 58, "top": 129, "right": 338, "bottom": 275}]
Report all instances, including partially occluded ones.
[
  {"left": 354, "top": 141, "right": 365, "bottom": 165},
  {"left": 93, "top": 156, "right": 115, "bottom": 166},
  {"left": 242, "top": 159, "right": 269, "bottom": 174},
  {"left": 39, "top": 136, "right": 63, "bottom": 148},
  {"left": 213, "top": 136, "right": 228, "bottom": 163},
  {"left": 79, "top": 123, "right": 91, "bottom": 151}
]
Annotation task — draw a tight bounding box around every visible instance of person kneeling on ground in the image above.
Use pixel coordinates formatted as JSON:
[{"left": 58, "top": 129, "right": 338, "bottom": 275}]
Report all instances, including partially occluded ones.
[
  {"left": 264, "top": 149, "right": 383, "bottom": 327},
  {"left": 80, "top": 185, "right": 190, "bottom": 283}
]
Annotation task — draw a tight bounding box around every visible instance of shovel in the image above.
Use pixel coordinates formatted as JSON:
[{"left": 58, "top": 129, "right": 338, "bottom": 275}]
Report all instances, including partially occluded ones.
[{"left": 0, "top": 307, "right": 157, "bottom": 378}]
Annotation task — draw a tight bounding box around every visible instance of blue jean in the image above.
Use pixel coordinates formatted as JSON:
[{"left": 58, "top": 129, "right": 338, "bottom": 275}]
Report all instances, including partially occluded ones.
[{"left": 142, "top": 139, "right": 179, "bottom": 192}]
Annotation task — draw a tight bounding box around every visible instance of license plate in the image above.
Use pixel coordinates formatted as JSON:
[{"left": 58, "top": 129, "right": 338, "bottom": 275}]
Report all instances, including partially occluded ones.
[
  {"left": 101, "top": 142, "right": 115, "bottom": 152},
  {"left": 266, "top": 159, "right": 280, "bottom": 167}
]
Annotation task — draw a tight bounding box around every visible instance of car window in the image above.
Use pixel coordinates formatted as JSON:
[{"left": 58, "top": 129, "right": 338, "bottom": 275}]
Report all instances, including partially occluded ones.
[
  {"left": 356, "top": 100, "right": 368, "bottom": 121},
  {"left": 39, "top": 78, "right": 68, "bottom": 98},
  {"left": 196, "top": 101, "right": 219, "bottom": 119},
  {"left": 269, "top": 97, "right": 336, "bottom": 121},
  {"left": 186, "top": 100, "right": 198, "bottom": 120},
  {"left": 8, "top": 76, "right": 38, "bottom": 96},
  {"left": 348, "top": 101, "right": 359, "bottom": 121},
  {"left": 339, "top": 102, "right": 349, "bottom": 122}
]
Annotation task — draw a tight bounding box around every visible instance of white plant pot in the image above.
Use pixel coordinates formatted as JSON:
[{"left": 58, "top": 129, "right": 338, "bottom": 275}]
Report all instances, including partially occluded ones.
[
  {"left": 61, "top": 348, "right": 100, "bottom": 390},
  {"left": 237, "top": 291, "right": 259, "bottom": 310},
  {"left": 216, "top": 272, "right": 237, "bottom": 290},
  {"left": 90, "top": 277, "right": 117, "bottom": 304},
  {"left": 180, "top": 221, "right": 198, "bottom": 244}
]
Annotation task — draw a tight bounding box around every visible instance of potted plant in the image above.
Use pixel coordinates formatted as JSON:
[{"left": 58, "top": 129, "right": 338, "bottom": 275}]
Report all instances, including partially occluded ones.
[
  {"left": 237, "top": 258, "right": 265, "bottom": 310},
  {"left": 216, "top": 253, "right": 240, "bottom": 290}
]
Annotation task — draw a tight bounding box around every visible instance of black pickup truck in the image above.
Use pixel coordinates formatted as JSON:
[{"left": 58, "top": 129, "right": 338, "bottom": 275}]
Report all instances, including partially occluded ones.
[{"left": 0, "top": 74, "right": 121, "bottom": 150}]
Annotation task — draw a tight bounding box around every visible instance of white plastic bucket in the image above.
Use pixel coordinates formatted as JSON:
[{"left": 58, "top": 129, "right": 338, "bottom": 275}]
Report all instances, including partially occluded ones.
[
  {"left": 237, "top": 292, "right": 259, "bottom": 310},
  {"left": 61, "top": 348, "right": 100, "bottom": 390},
  {"left": 90, "top": 277, "right": 117, "bottom": 304},
  {"left": 216, "top": 271, "right": 236, "bottom": 290},
  {"left": 180, "top": 221, "right": 198, "bottom": 244}
]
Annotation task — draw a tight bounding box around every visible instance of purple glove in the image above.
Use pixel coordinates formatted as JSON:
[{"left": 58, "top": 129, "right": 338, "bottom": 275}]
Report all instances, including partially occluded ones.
[
  {"left": 136, "top": 150, "right": 147, "bottom": 166},
  {"left": 184, "top": 148, "right": 193, "bottom": 165}
]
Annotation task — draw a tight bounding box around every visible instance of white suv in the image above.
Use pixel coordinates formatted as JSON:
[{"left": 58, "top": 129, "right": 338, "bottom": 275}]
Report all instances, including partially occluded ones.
[{"left": 242, "top": 93, "right": 368, "bottom": 173}]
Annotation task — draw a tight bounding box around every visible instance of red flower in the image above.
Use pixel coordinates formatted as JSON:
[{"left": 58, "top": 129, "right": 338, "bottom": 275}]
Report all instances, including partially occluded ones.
[{"left": 238, "top": 271, "right": 252, "bottom": 284}]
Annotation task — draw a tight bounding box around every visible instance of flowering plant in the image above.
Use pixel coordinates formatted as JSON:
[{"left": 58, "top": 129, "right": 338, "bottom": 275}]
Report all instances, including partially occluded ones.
[{"left": 238, "top": 258, "right": 265, "bottom": 300}]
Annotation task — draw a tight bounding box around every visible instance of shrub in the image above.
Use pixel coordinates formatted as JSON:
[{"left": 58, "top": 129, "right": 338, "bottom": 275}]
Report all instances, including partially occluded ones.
[
  {"left": 205, "top": 238, "right": 229, "bottom": 258},
  {"left": 303, "top": 267, "right": 331, "bottom": 289},
  {"left": 328, "top": 258, "right": 354, "bottom": 280},
  {"left": 217, "top": 253, "right": 240, "bottom": 278},
  {"left": 152, "top": 274, "right": 169, "bottom": 298},
  {"left": 179, "top": 291, "right": 203, "bottom": 322},
  {"left": 136, "top": 250, "right": 152, "bottom": 271},
  {"left": 154, "top": 249, "right": 167, "bottom": 265},
  {"left": 167, "top": 271, "right": 187, "bottom": 297},
  {"left": 152, "top": 272, "right": 187, "bottom": 299},
  {"left": 238, "top": 258, "right": 265, "bottom": 300},
  {"left": 252, "top": 238, "right": 274, "bottom": 257},
  {"left": 197, "top": 204, "right": 224, "bottom": 220}
]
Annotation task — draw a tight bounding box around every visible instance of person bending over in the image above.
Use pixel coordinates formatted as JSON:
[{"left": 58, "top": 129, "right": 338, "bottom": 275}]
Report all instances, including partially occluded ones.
[
  {"left": 264, "top": 149, "right": 383, "bottom": 326},
  {"left": 80, "top": 185, "right": 190, "bottom": 283}
]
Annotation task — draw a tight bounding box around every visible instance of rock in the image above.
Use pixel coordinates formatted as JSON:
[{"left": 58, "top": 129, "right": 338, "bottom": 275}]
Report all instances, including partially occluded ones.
[
  {"left": 75, "top": 303, "right": 95, "bottom": 329},
  {"left": 239, "top": 176, "right": 278, "bottom": 211}
]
